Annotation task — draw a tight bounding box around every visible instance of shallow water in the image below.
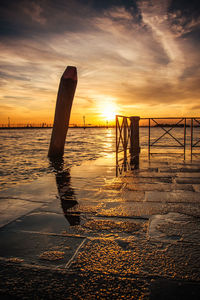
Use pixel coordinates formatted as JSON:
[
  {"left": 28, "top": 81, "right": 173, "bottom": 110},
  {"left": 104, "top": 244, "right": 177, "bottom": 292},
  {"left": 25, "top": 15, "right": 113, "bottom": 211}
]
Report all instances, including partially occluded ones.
[
  {"left": 0, "top": 127, "right": 199, "bottom": 190},
  {"left": 0, "top": 126, "right": 200, "bottom": 287},
  {"left": 0, "top": 128, "right": 115, "bottom": 190}
]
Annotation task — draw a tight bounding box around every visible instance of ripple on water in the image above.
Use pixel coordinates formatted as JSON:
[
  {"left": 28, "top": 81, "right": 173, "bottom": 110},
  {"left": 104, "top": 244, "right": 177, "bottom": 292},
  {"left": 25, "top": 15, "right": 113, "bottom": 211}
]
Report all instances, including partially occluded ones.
[{"left": 0, "top": 128, "right": 116, "bottom": 190}]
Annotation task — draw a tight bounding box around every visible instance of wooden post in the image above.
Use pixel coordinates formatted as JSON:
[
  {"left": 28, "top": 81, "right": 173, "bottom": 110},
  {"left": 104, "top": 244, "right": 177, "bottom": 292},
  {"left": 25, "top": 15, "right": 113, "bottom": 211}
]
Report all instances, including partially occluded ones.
[
  {"left": 48, "top": 66, "right": 77, "bottom": 158},
  {"left": 130, "top": 116, "right": 140, "bottom": 167}
]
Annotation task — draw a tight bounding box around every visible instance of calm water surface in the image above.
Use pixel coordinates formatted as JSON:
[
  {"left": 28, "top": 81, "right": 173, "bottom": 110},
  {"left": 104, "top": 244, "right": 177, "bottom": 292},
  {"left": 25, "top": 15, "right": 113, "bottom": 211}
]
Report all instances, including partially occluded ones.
[{"left": 0, "top": 127, "right": 199, "bottom": 190}]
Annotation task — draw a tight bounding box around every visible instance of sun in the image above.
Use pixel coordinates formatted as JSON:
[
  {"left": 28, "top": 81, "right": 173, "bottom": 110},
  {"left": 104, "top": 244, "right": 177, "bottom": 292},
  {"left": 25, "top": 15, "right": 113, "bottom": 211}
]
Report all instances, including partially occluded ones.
[{"left": 101, "top": 102, "right": 118, "bottom": 122}]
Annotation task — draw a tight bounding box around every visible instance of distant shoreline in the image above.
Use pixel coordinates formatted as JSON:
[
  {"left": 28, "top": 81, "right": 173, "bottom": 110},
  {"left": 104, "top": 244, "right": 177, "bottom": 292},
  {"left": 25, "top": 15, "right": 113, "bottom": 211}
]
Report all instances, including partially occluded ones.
[
  {"left": 0, "top": 126, "right": 115, "bottom": 130},
  {"left": 0, "top": 123, "right": 199, "bottom": 130}
]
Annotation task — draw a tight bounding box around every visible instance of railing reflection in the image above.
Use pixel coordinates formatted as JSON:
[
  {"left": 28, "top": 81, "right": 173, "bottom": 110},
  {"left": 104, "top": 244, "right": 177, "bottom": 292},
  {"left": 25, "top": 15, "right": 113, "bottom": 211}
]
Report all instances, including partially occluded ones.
[{"left": 49, "top": 157, "right": 80, "bottom": 226}]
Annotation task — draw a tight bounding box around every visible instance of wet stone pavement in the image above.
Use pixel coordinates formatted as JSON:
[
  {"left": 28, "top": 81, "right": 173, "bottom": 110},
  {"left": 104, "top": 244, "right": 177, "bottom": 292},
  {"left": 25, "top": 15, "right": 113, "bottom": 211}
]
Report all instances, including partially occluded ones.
[{"left": 0, "top": 154, "right": 200, "bottom": 299}]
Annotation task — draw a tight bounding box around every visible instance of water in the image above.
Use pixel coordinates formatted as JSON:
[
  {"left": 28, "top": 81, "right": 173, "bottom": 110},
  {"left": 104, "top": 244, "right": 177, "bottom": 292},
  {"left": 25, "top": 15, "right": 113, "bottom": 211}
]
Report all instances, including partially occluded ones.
[
  {"left": 0, "top": 127, "right": 199, "bottom": 190},
  {"left": 0, "top": 128, "right": 116, "bottom": 190},
  {"left": 1, "top": 126, "right": 200, "bottom": 289}
]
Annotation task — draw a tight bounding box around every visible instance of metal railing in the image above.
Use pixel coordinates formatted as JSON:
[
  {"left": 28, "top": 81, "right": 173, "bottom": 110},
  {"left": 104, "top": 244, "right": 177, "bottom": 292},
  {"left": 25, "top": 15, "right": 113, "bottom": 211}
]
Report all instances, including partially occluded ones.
[
  {"left": 191, "top": 118, "right": 200, "bottom": 157},
  {"left": 116, "top": 115, "right": 140, "bottom": 175},
  {"left": 116, "top": 116, "right": 200, "bottom": 174},
  {"left": 116, "top": 115, "right": 131, "bottom": 175},
  {"left": 141, "top": 118, "right": 187, "bottom": 159}
]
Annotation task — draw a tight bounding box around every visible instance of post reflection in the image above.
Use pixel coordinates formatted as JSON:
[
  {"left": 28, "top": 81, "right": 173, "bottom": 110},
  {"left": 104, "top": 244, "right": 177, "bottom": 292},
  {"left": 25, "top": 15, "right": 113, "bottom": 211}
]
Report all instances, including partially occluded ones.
[
  {"left": 116, "top": 156, "right": 139, "bottom": 177},
  {"left": 49, "top": 157, "right": 80, "bottom": 226}
]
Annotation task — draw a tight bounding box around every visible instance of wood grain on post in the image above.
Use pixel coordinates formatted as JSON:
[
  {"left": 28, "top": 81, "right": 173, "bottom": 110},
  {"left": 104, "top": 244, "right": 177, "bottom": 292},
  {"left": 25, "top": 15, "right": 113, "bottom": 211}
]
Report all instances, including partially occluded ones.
[
  {"left": 48, "top": 66, "right": 77, "bottom": 158},
  {"left": 130, "top": 116, "right": 140, "bottom": 166}
]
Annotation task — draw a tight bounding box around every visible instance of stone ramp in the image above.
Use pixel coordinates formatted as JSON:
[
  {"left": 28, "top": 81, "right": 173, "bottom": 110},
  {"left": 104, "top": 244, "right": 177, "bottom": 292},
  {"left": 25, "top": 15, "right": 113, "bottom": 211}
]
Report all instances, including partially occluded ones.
[{"left": 0, "top": 156, "right": 200, "bottom": 298}]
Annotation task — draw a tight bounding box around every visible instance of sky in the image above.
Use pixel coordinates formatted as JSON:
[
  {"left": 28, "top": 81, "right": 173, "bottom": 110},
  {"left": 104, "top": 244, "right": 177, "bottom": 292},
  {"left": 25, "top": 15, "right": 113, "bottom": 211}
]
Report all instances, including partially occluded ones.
[{"left": 0, "top": 0, "right": 200, "bottom": 125}]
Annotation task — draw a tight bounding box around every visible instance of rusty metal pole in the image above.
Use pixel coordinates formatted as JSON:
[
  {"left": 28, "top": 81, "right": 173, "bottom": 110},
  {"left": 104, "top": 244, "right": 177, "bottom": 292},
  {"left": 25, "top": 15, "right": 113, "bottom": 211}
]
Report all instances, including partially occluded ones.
[
  {"left": 48, "top": 66, "right": 77, "bottom": 158},
  {"left": 130, "top": 116, "right": 140, "bottom": 168}
]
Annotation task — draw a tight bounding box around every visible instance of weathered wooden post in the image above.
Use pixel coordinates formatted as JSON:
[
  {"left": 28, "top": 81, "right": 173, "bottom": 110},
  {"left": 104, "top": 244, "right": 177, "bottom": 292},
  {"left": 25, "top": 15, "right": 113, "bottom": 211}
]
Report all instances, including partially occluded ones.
[
  {"left": 130, "top": 116, "right": 140, "bottom": 168},
  {"left": 48, "top": 66, "right": 77, "bottom": 158}
]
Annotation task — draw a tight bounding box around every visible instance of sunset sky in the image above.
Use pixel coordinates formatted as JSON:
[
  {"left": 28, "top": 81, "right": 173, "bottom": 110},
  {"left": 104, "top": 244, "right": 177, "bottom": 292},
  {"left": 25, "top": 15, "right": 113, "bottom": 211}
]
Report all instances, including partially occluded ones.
[{"left": 0, "top": 0, "right": 200, "bottom": 125}]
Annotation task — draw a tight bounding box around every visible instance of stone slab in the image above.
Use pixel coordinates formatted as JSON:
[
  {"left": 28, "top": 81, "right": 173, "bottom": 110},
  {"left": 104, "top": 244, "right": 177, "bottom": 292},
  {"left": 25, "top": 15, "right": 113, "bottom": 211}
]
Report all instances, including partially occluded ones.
[
  {"left": 0, "top": 230, "right": 84, "bottom": 268},
  {"left": 128, "top": 172, "right": 174, "bottom": 178},
  {"left": 148, "top": 212, "right": 200, "bottom": 243},
  {"left": 176, "top": 178, "right": 200, "bottom": 184},
  {"left": 0, "top": 261, "right": 150, "bottom": 299},
  {"left": 176, "top": 172, "right": 200, "bottom": 178},
  {"left": 98, "top": 202, "right": 167, "bottom": 218},
  {"left": 70, "top": 237, "right": 200, "bottom": 281},
  {"left": 74, "top": 216, "right": 147, "bottom": 238},
  {"left": 160, "top": 202, "right": 200, "bottom": 217},
  {"left": 75, "top": 188, "right": 121, "bottom": 202},
  {"left": 0, "top": 199, "right": 43, "bottom": 228},
  {"left": 159, "top": 167, "right": 200, "bottom": 173},
  {"left": 159, "top": 168, "right": 180, "bottom": 173},
  {"left": 125, "top": 183, "right": 172, "bottom": 192},
  {"left": 2, "top": 211, "right": 75, "bottom": 235},
  {"left": 0, "top": 174, "right": 58, "bottom": 203},
  {"left": 146, "top": 191, "right": 200, "bottom": 203},
  {"left": 121, "top": 191, "right": 145, "bottom": 202},
  {"left": 98, "top": 201, "right": 200, "bottom": 218},
  {"left": 123, "top": 177, "right": 173, "bottom": 184},
  {"left": 150, "top": 279, "right": 200, "bottom": 300},
  {"left": 174, "top": 184, "right": 195, "bottom": 191},
  {"left": 193, "top": 185, "right": 200, "bottom": 192}
]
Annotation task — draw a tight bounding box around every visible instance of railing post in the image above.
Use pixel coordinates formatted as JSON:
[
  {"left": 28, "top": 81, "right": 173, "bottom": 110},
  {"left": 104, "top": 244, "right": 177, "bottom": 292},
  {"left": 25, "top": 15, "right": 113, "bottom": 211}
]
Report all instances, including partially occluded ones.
[
  {"left": 148, "top": 118, "right": 150, "bottom": 159},
  {"left": 48, "top": 66, "right": 77, "bottom": 158},
  {"left": 191, "top": 118, "right": 193, "bottom": 160},
  {"left": 123, "top": 117, "right": 127, "bottom": 170},
  {"left": 184, "top": 118, "right": 186, "bottom": 160},
  {"left": 116, "top": 115, "right": 118, "bottom": 176},
  {"left": 130, "top": 116, "right": 140, "bottom": 167}
]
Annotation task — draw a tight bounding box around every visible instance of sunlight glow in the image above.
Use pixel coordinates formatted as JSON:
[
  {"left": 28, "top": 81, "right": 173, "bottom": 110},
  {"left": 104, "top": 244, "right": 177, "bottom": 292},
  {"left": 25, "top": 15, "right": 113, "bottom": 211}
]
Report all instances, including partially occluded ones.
[{"left": 101, "top": 102, "right": 118, "bottom": 122}]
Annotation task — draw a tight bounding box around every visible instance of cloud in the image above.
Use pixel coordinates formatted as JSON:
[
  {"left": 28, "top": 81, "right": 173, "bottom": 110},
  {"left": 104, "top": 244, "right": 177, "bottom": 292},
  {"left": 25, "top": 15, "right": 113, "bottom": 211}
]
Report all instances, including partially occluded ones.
[
  {"left": 23, "top": 1, "right": 46, "bottom": 25},
  {"left": 139, "top": 0, "right": 186, "bottom": 81},
  {"left": 168, "top": 0, "right": 200, "bottom": 36},
  {"left": 0, "top": 0, "right": 95, "bottom": 39},
  {"left": 0, "top": 104, "right": 15, "bottom": 111},
  {"left": 104, "top": 6, "right": 133, "bottom": 20}
]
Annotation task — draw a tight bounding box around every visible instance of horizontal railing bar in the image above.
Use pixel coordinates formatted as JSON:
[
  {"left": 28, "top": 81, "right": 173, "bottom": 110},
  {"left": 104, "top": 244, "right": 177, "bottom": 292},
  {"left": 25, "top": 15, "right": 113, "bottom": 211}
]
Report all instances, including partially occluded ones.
[
  {"left": 140, "top": 117, "right": 200, "bottom": 119},
  {"left": 117, "top": 158, "right": 129, "bottom": 163},
  {"left": 117, "top": 150, "right": 127, "bottom": 154},
  {"left": 116, "top": 115, "right": 130, "bottom": 118},
  {"left": 116, "top": 116, "right": 200, "bottom": 120},
  {"left": 150, "top": 153, "right": 184, "bottom": 155},
  {"left": 150, "top": 145, "right": 184, "bottom": 148}
]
